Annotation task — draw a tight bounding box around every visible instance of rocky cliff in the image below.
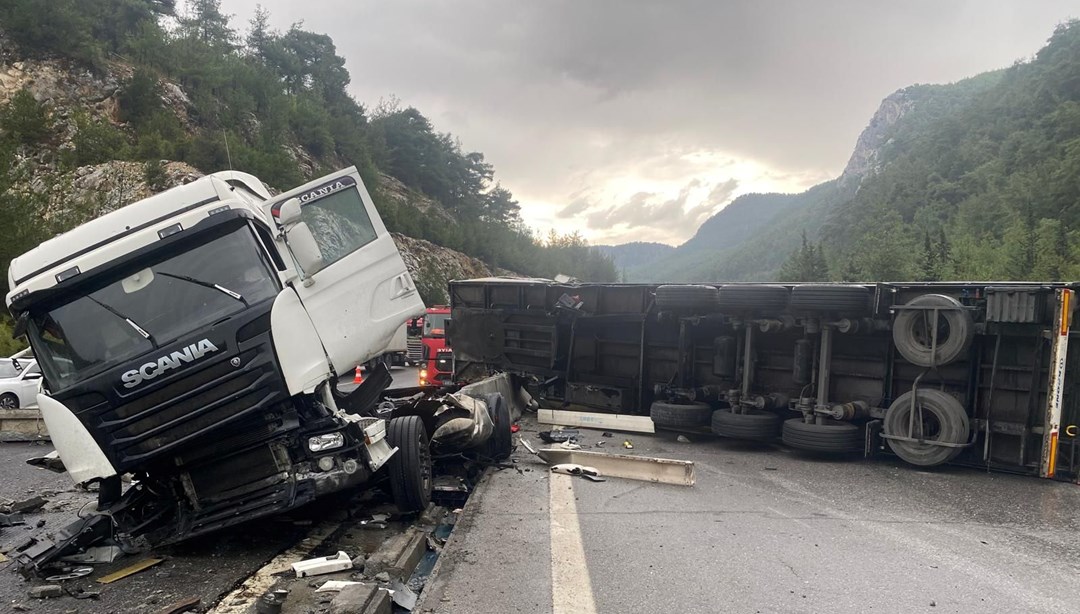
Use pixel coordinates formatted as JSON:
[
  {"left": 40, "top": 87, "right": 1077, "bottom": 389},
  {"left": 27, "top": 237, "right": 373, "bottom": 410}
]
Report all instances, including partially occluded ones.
[{"left": 838, "top": 88, "right": 917, "bottom": 189}]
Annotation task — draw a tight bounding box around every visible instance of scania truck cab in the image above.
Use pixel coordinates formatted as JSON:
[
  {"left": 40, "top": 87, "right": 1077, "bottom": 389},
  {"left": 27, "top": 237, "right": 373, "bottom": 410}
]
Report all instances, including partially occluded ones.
[{"left": 6, "top": 167, "right": 428, "bottom": 568}]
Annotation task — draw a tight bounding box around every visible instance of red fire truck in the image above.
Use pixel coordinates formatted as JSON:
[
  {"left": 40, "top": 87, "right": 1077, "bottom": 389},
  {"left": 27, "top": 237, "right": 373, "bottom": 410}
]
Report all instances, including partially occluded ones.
[{"left": 418, "top": 305, "right": 452, "bottom": 386}]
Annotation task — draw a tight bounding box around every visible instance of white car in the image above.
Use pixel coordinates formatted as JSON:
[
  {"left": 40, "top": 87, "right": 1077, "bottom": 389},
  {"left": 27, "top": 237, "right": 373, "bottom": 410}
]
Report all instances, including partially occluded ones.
[{"left": 0, "top": 357, "right": 42, "bottom": 409}]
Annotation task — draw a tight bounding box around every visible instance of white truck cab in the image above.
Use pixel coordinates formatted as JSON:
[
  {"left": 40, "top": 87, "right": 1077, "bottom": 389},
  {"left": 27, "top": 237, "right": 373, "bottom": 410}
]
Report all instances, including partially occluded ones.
[{"left": 6, "top": 168, "right": 428, "bottom": 567}]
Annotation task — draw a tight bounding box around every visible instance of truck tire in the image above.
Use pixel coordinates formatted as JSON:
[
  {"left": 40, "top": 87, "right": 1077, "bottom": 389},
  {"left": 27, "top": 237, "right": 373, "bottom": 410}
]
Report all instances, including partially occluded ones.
[
  {"left": 884, "top": 389, "right": 969, "bottom": 467},
  {"left": 710, "top": 409, "right": 781, "bottom": 441},
  {"left": 716, "top": 285, "right": 790, "bottom": 313},
  {"left": 479, "top": 393, "right": 513, "bottom": 461},
  {"left": 892, "top": 294, "right": 973, "bottom": 367},
  {"left": 650, "top": 401, "right": 713, "bottom": 428},
  {"left": 655, "top": 285, "right": 720, "bottom": 312},
  {"left": 781, "top": 418, "right": 862, "bottom": 454},
  {"left": 790, "top": 284, "right": 872, "bottom": 315},
  {"left": 386, "top": 416, "right": 432, "bottom": 512}
]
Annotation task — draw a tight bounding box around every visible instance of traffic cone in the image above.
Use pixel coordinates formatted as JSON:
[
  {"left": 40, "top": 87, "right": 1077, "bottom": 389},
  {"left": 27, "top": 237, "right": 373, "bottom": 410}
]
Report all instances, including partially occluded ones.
[{"left": 354, "top": 366, "right": 363, "bottom": 384}]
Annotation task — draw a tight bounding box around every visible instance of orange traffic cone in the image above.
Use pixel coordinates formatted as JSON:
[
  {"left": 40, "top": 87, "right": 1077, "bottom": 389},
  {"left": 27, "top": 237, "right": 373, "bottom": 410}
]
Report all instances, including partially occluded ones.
[{"left": 354, "top": 366, "right": 363, "bottom": 384}]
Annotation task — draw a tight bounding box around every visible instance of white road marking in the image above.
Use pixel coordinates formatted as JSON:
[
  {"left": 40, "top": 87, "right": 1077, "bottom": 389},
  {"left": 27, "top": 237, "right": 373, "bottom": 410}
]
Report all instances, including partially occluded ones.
[
  {"left": 208, "top": 522, "right": 340, "bottom": 614},
  {"left": 549, "top": 472, "right": 597, "bottom": 614}
]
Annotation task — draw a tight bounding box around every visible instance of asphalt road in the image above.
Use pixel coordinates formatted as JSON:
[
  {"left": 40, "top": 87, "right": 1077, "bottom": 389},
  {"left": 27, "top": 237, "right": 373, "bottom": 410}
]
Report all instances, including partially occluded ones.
[{"left": 425, "top": 417, "right": 1080, "bottom": 614}]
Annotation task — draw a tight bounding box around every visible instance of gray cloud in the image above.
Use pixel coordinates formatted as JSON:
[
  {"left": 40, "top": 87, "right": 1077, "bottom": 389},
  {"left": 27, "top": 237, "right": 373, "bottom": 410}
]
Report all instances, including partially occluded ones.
[{"left": 217, "top": 0, "right": 1078, "bottom": 244}]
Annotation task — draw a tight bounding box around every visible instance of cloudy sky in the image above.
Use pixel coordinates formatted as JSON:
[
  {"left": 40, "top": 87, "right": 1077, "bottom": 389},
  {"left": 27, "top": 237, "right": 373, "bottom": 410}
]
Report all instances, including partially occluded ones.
[{"left": 215, "top": 0, "right": 1077, "bottom": 246}]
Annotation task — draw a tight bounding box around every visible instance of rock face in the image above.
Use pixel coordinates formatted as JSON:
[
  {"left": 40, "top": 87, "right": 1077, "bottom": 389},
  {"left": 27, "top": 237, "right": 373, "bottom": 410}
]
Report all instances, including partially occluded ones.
[
  {"left": 392, "top": 232, "right": 493, "bottom": 298},
  {"left": 378, "top": 172, "right": 457, "bottom": 227},
  {"left": 839, "top": 88, "right": 918, "bottom": 188}
]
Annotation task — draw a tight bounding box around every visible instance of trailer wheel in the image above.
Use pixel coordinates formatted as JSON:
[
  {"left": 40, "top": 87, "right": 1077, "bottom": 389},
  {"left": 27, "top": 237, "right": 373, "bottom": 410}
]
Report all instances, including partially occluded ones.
[
  {"left": 789, "top": 284, "right": 872, "bottom": 315},
  {"left": 650, "top": 401, "right": 713, "bottom": 428},
  {"left": 386, "top": 416, "right": 432, "bottom": 512},
  {"left": 479, "top": 393, "right": 513, "bottom": 461},
  {"left": 716, "top": 285, "right": 790, "bottom": 313},
  {"left": 655, "top": 285, "right": 720, "bottom": 312},
  {"left": 781, "top": 418, "right": 862, "bottom": 454},
  {"left": 884, "top": 389, "right": 968, "bottom": 467},
  {"left": 892, "top": 294, "right": 973, "bottom": 367},
  {"left": 710, "top": 409, "right": 781, "bottom": 441}
]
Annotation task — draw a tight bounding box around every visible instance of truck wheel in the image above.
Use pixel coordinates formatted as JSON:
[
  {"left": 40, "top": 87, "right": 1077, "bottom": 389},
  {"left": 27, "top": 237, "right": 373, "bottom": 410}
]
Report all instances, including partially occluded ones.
[
  {"left": 710, "top": 409, "right": 781, "bottom": 441},
  {"left": 892, "top": 294, "right": 973, "bottom": 367},
  {"left": 479, "top": 393, "right": 513, "bottom": 461},
  {"left": 650, "top": 401, "right": 713, "bottom": 428},
  {"left": 716, "top": 285, "right": 790, "bottom": 313},
  {"left": 884, "top": 389, "right": 968, "bottom": 467},
  {"left": 655, "top": 285, "right": 720, "bottom": 312},
  {"left": 386, "top": 416, "right": 432, "bottom": 512},
  {"left": 0, "top": 393, "right": 18, "bottom": 409},
  {"left": 789, "top": 284, "right": 872, "bottom": 316},
  {"left": 781, "top": 418, "right": 862, "bottom": 454}
]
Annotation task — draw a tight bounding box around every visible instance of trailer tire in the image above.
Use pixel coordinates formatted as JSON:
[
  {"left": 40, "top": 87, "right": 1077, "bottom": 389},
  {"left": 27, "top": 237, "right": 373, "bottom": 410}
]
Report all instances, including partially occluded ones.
[
  {"left": 655, "top": 285, "right": 720, "bottom": 312},
  {"left": 790, "top": 284, "right": 872, "bottom": 315},
  {"left": 386, "top": 416, "right": 433, "bottom": 513},
  {"left": 781, "top": 418, "right": 862, "bottom": 454},
  {"left": 479, "top": 393, "right": 513, "bottom": 461},
  {"left": 884, "top": 389, "right": 969, "bottom": 467},
  {"left": 892, "top": 294, "right": 973, "bottom": 367},
  {"left": 710, "top": 409, "right": 782, "bottom": 441},
  {"left": 716, "top": 285, "right": 790, "bottom": 313},
  {"left": 650, "top": 401, "right": 713, "bottom": 428}
]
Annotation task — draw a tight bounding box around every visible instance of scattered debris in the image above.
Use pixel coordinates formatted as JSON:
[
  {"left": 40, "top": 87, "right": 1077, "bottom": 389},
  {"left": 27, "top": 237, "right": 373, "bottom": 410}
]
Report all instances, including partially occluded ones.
[
  {"left": 677, "top": 435, "right": 692, "bottom": 443},
  {"left": 539, "top": 429, "right": 578, "bottom": 444},
  {"left": 62, "top": 545, "right": 124, "bottom": 564},
  {"left": 551, "top": 464, "right": 605, "bottom": 482},
  {"left": 374, "top": 571, "right": 391, "bottom": 582},
  {"left": 522, "top": 438, "right": 695, "bottom": 486},
  {"left": 602, "top": 432, "right": 613, "bottom": 437},
  {"left": 45, "top": 567, "right": 94, "bottom": 581},
  {"left": 623, "top": 440, "right": 634, "bottom": 449},
  {"left": 29, "top": 584, "right": 64, "bottom": 599},
  {"left": 538, "top": 408, "right": 656, "bottom": 434},
  {"left": 291, "top": 551, "right": 353, "bottom": 578},
  {"left": 0, "top": 511, "right": 24, "bottom": 527},
  {"left": 596, "top": 441, "right": 606, "bottom": 447},
  {"left": 329, "top": 583, "right": 390, "bottom": 614},
  {"left": 25, "top": 451, "right": 66, "bottom": 473},
  {"left": 0, "top": 496, "right": 47, "bottom": 515},
  {"left": 390, "top": 578, "right": 419, "bottom": 610},
  {"left": 510, "top": 424, "right": 521, "bottom": 433},
  {"left": 154, "top": 596, "right": 201, "bottom": 614},
  {"left": 255, "top": 589, "right": 289, "bottom": 614},
  {"left": 557, "top": 441, "right": 582, "bottom": 450},
  {"left": 315, "top": 580, "right": 363, "bottom": 593},
  {"left": 97, "top": 558, "right": 164, "bottom": 584}
]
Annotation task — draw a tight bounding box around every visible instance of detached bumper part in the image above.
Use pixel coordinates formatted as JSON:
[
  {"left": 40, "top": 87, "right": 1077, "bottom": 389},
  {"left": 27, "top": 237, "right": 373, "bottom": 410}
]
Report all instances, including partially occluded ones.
[{"left": 362, "top": 419, "right": 397, "bottom": 472}]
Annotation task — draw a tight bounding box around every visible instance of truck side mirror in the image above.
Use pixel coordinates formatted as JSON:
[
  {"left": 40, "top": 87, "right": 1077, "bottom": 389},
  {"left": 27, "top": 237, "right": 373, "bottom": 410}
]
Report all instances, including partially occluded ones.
[
  {"left": 286, "top": 222, "right": 325, "bottom": 278},
  {"left": 277, "top": 197, "right": 303, "bottom": 226}
]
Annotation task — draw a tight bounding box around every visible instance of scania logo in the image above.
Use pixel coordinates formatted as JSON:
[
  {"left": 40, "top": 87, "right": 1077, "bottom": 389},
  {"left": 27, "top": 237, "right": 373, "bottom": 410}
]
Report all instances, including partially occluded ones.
[{"left": 120, "top": 339, "right": 220, "bottom": 389}]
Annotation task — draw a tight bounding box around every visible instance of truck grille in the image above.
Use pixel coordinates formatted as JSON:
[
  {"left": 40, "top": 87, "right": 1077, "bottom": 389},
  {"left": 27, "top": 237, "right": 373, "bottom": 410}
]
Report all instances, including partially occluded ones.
[{"left": 407, "top": 338, "right": 423, "bottom": 362}]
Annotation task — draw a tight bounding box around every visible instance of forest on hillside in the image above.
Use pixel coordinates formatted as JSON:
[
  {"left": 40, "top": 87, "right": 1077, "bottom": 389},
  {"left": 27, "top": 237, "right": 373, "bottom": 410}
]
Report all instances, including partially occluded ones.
[
  {"left": 0, "top": 0, "right": 617, "bottom": 307},
  {"left": 779, "top": 21, "right": 1080, "bottom": 283}
]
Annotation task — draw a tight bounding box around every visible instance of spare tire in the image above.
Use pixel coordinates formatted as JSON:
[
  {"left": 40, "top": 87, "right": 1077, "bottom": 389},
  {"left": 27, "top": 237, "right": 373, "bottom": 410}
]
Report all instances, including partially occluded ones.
[
  {"left": 781, "top": 418, "right": 862, "bottom": 454},
  {"left": 892, "top": 294, "right": 973, "bottom": 367},
  {"left": 884, "top": 388, "right": 968, "bottom": 467},
  {"left": 710, "top": 409, "right": 781, "bottom": 441},
  {"left": 790, "top": 284, "right": 872, "bottom": 316},
  {"left": 650, "top": 400, "right": 713, "bottom": 428},
  {"left": 716, "top": 285, "right": 790, "bottom": 313},
  {"left": 655, "top": 285, "right": 720, "bottom": 312}
]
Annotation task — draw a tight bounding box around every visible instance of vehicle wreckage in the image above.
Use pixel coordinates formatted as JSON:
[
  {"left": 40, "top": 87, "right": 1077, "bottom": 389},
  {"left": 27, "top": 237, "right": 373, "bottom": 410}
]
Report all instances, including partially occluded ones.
[{"left": 3, "top": 168, "right": 518, "bottom": 575}]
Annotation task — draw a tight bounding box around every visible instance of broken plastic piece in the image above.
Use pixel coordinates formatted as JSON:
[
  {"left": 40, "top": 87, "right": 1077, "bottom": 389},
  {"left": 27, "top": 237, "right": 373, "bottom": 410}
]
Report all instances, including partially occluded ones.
[
  {"left": 61, "top": 545, "right": 124, "bottom": 564},
  {"left": 557, "top": 441, "right": 582, "bottom": 450},
  {"left": 315, "top": 580, "right": 362, "bottom": 593},
  {"left": 97, "top": 558, "right": 164, "bottom": 584},
  {"left": 538, "top": 430, "right": 578, "bottom": 444},
  {"left": 510, "top": 424, "right": 521, "bottom": 433},
  {"left": 291, "top": 551, "right": 353, "bottom": 578},
  {"left": 390, "top": 578, "right": 418, "bottom": 610},
  {"left": 623, "top": 440, "right": 634, "bottom": 449},
  {"left": 551, "top": 464, "right": 606, "bottom": 482}
]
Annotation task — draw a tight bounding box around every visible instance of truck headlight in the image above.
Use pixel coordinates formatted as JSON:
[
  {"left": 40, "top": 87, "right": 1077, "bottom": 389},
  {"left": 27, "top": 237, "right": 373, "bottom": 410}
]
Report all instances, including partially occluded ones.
[{"left": 308, "top": 432, "right": 344, "bottom": 452}]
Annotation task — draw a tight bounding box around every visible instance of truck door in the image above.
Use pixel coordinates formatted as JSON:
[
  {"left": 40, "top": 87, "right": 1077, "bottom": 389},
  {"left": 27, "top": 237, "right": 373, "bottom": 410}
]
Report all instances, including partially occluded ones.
[{"left": 267, "top": 167, "right": 425, "bottom": 375}]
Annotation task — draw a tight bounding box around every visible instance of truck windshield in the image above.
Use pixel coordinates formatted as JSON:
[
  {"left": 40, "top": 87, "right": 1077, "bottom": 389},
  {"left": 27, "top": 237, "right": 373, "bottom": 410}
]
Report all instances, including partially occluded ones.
[
  {"left": 29, "top": 226, "right": 279, "bottom": 390},
  {"left": 423, "top": 313, "right": 449, "bottom": 338}
]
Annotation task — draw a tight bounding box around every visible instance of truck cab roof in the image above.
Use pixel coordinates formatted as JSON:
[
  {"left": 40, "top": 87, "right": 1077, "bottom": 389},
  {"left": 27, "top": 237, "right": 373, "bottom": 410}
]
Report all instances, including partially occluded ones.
[{"left": 7, "top": 171, "right": 271, "bottom": 309}]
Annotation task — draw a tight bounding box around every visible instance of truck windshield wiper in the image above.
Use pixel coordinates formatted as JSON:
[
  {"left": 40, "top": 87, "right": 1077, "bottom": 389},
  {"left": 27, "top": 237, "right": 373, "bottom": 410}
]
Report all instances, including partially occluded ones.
[
  {"left": 87, "top": 297, "right": 158, "bottom": 347},
  {"left": 157, "top": 272, "right": 248, "bottom": 306}
]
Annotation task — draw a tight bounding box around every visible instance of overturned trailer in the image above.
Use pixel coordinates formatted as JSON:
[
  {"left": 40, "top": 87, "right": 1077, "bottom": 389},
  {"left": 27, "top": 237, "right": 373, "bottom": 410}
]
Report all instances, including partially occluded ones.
[{"left": 451, "top": 279, "right": 1080, "bottom": 480}]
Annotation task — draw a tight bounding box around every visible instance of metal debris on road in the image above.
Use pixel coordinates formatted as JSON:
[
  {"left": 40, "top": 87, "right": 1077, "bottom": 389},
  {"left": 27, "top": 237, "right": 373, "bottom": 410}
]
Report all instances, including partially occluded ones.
[
  {"left": 45, "top": 567, "right": 94, "bottom": 581},
  {"left": 538, "top": 429, "right": 578, "bottom": 444},
  {"left": 96, "top": 558, "right": 165, "bottom": 584},
  {"left": 25, "top": 451, "right": 66, "bottom": 473},
  {"left": 522, "top": 438, "right": 695, "bottom": 486},
  {"left": 550, "top": 463, "right": 606, "bottom": 482},
  {"left": 291, "top": 551, "right": 353, "bottom": 578},
  {"left": 390, "top": 578, "right": 418, "bottom": 610},
  {"left": 538, "top": 408, "right": 656, "bottom": 434},
  {"left": 61, "top": 545, "right": 124, "bottom": 564}
]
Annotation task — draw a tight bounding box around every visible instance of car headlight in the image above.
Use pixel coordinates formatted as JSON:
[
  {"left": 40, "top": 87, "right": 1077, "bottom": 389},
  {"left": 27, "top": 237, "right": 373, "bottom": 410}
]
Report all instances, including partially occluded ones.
[{"left": 308, "top": 432, "right": 344, "bottom": 452}]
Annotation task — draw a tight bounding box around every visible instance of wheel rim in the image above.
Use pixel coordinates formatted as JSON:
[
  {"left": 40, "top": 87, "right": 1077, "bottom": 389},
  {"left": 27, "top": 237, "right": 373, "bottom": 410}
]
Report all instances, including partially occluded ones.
[
  {"left": 0, "top": 396, "right": 15, "bottom": 409},
  {"left": 911, "top": 312, "right": 953, "bottom": 350}
]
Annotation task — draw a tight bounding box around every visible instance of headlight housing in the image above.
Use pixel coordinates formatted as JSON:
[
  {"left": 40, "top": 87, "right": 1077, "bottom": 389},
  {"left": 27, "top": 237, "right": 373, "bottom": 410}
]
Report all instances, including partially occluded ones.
[{"left": 308, "top": 432, "right": 344, "bottom": 452}]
